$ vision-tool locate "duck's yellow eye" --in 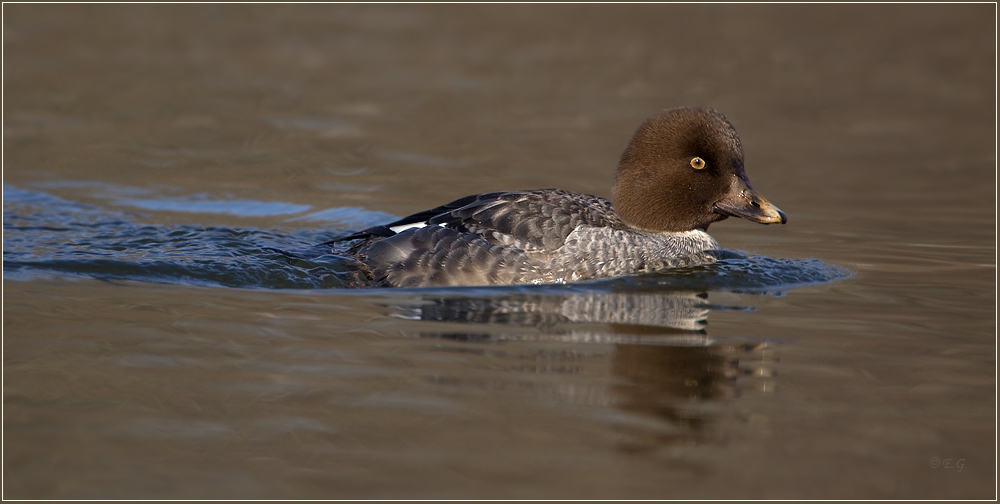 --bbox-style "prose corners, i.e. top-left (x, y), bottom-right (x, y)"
top-left (690, 157), bottom-right (706, 170)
